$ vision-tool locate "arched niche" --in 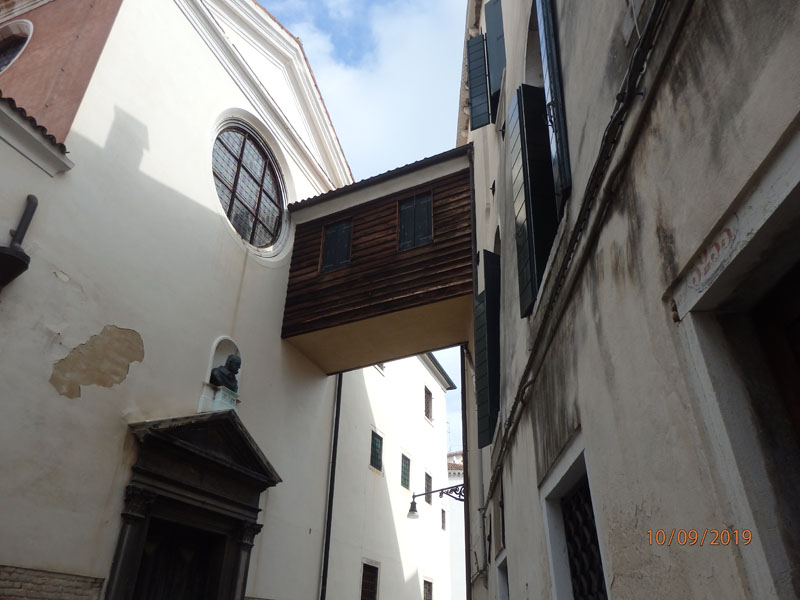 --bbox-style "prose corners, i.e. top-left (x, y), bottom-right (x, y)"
top-left (199, 337), bottom-right (242, 413)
